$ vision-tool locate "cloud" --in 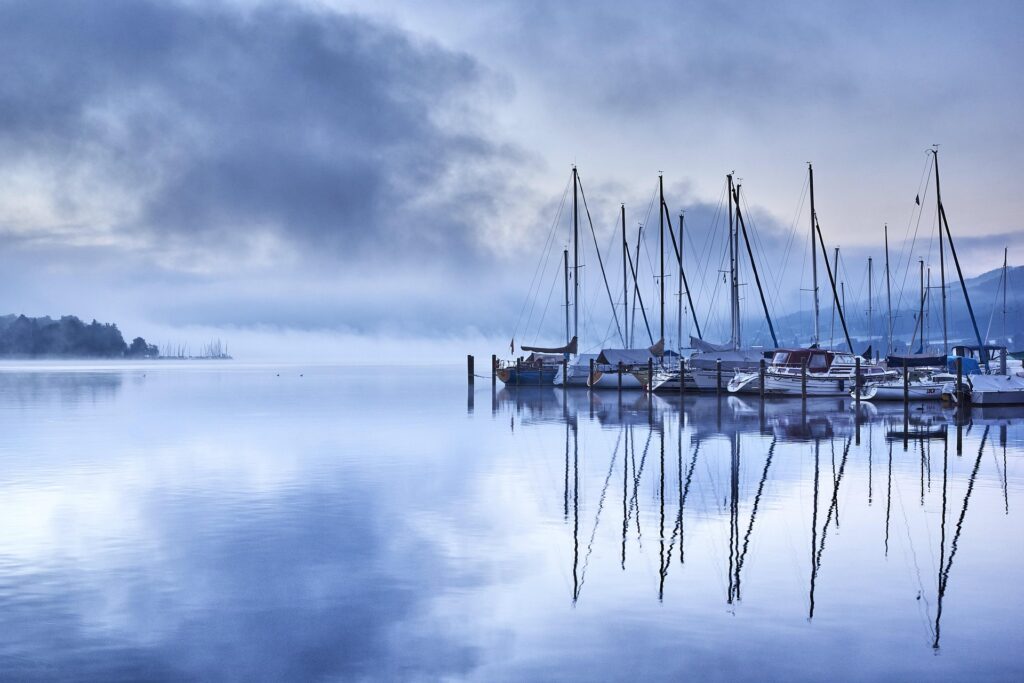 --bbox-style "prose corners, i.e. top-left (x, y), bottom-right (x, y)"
top-left (0, 0), bottom-right (518, 267)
